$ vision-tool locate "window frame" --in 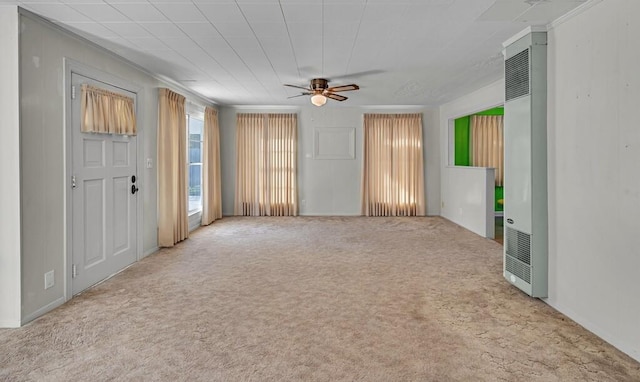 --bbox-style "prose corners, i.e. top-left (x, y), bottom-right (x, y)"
top-left (185, 105), bottom-right (205, 229)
